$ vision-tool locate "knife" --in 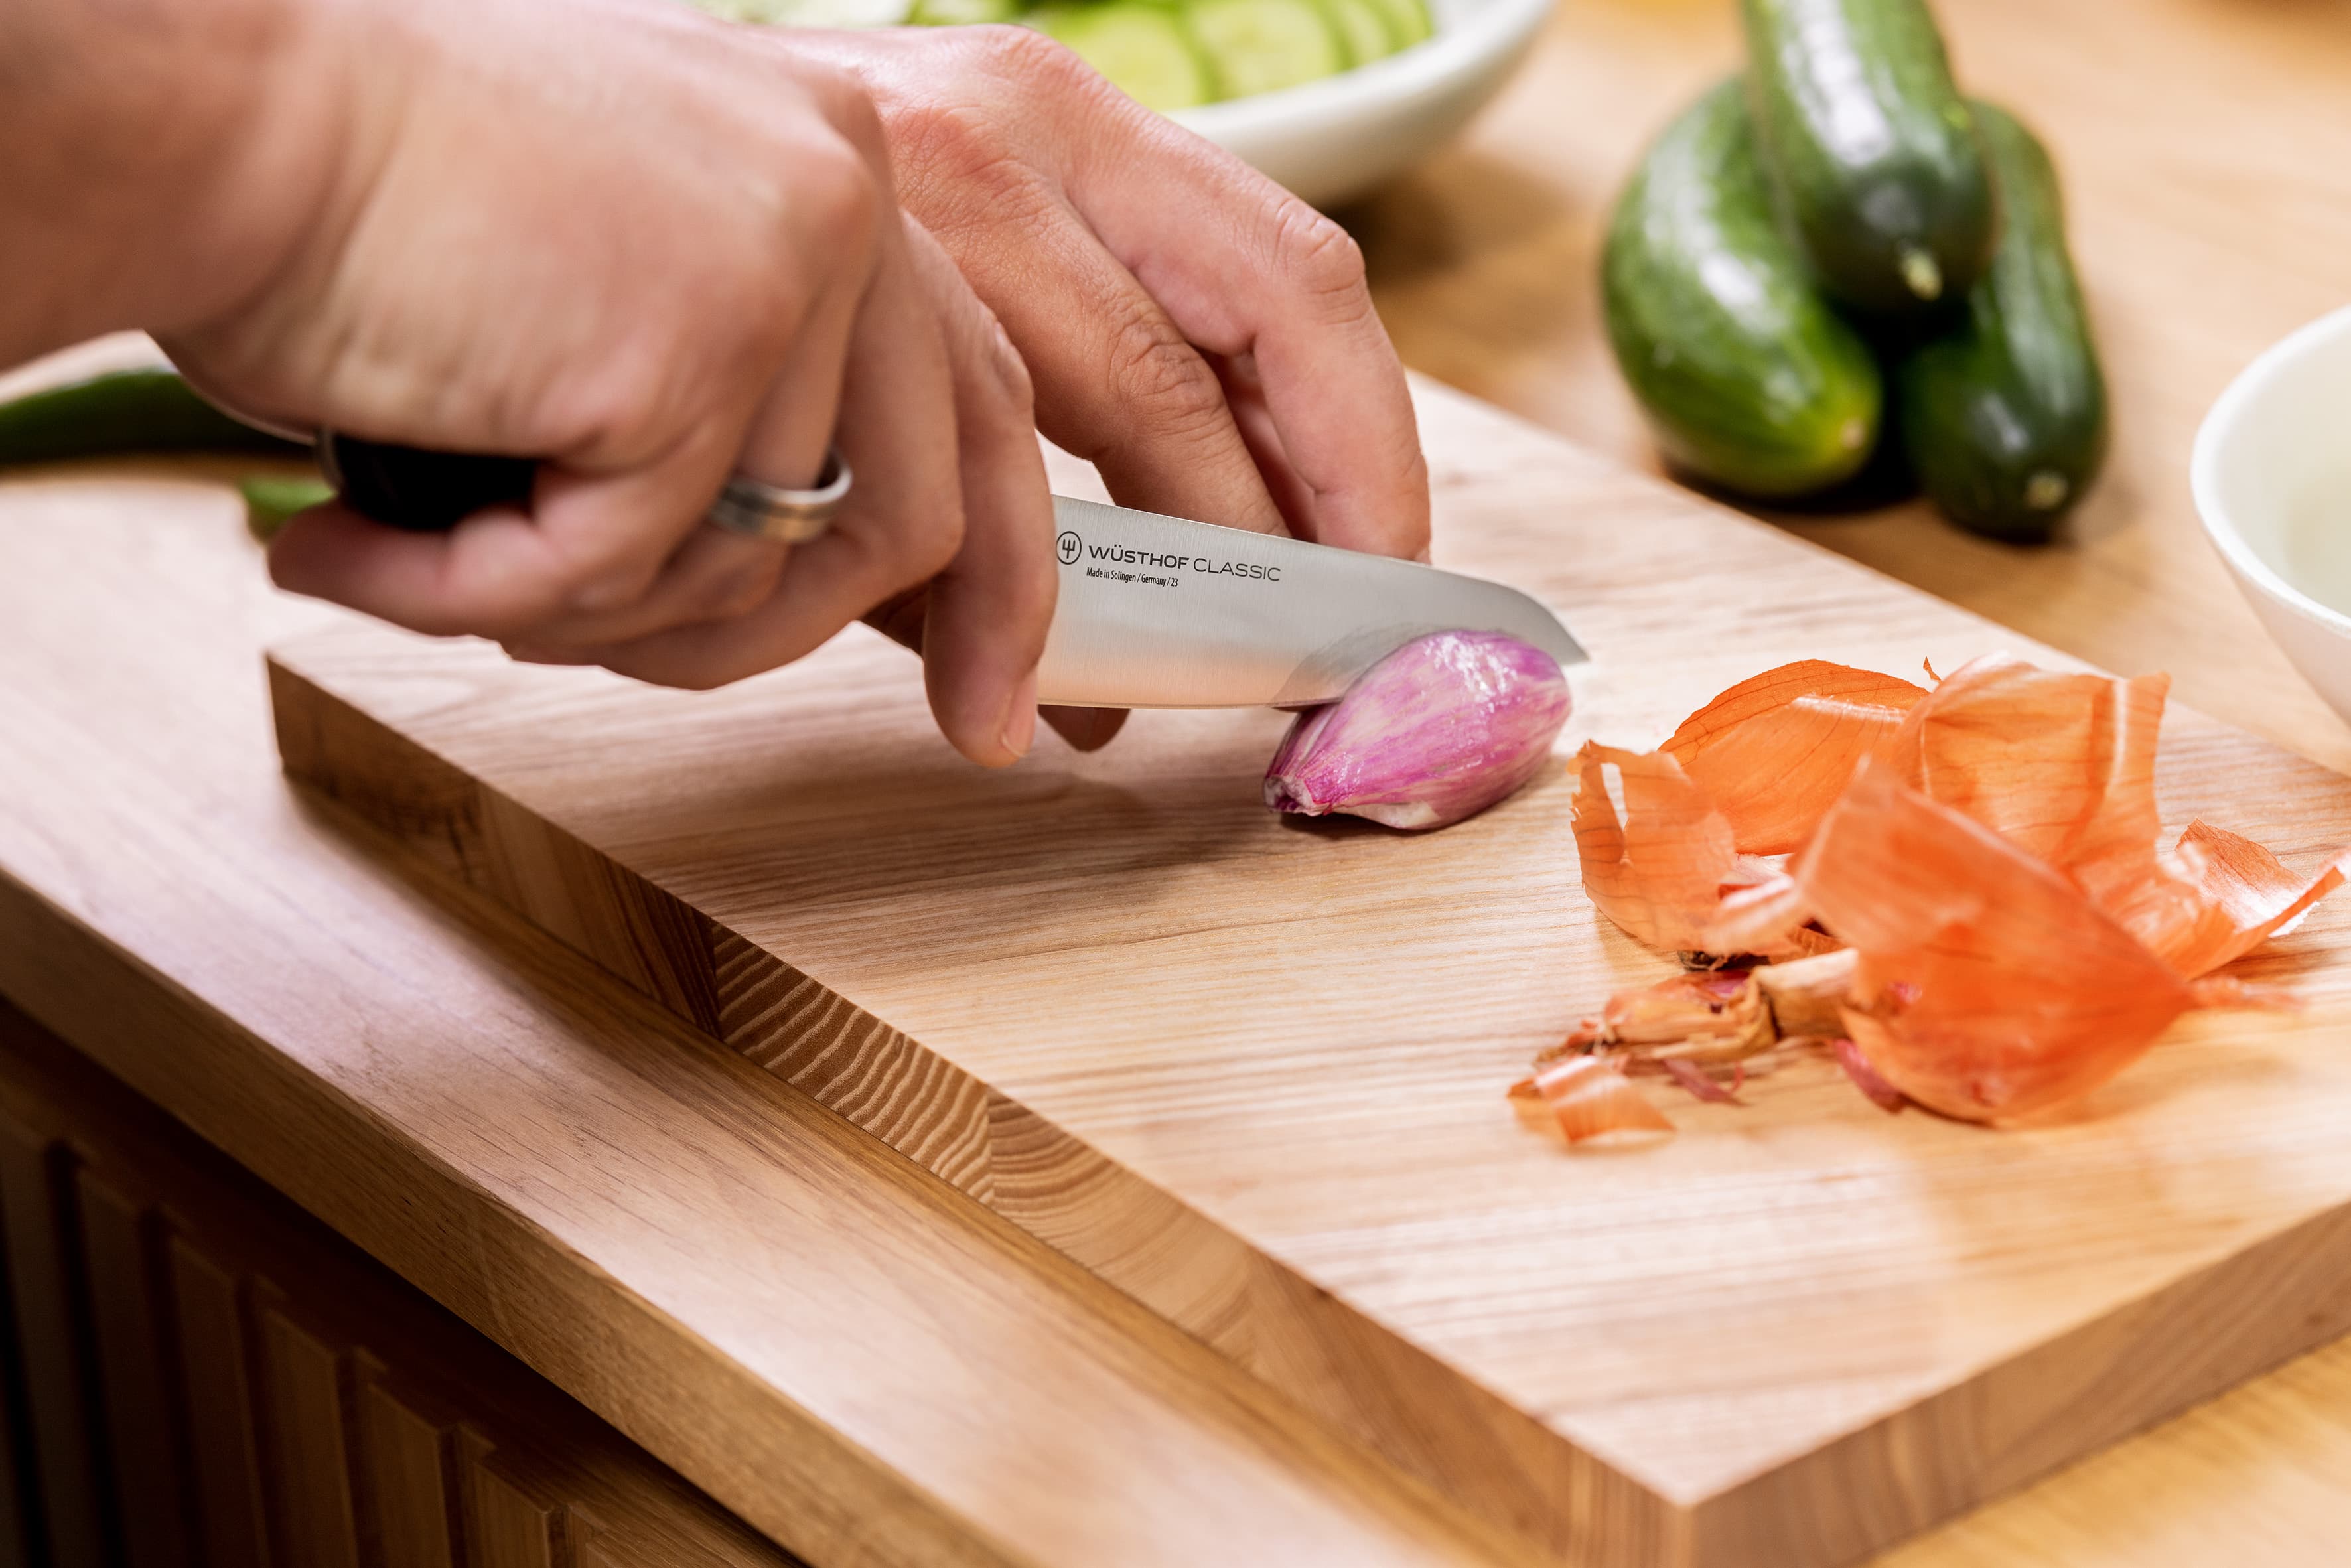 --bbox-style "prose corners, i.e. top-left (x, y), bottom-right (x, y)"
top-left (315, 433), bottom-right (1589, 709)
